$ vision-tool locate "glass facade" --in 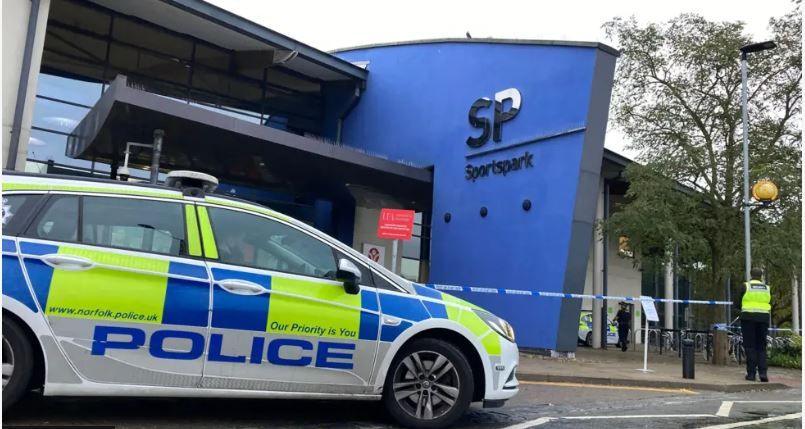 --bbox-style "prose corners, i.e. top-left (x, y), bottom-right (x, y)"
top-left (29, 0), bottom-right (330, 177)
top-left (24, 0), bottom-right (432, 283)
